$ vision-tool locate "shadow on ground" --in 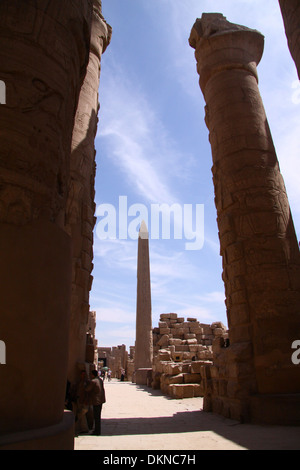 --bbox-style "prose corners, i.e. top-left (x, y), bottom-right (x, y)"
top-left (99, 383), bottom-right (300, 450)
